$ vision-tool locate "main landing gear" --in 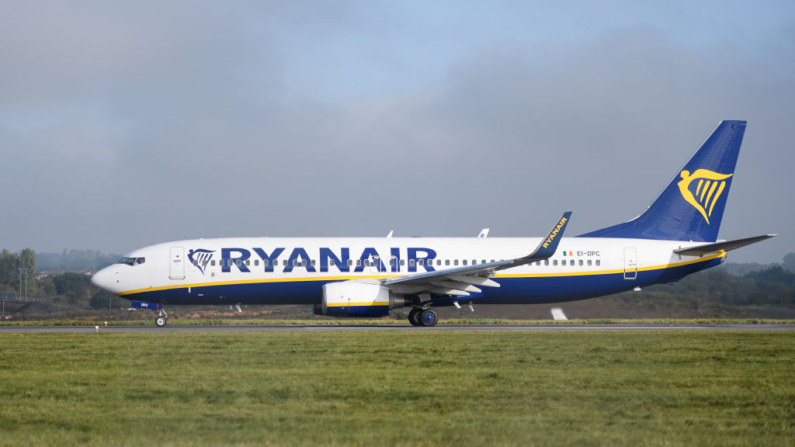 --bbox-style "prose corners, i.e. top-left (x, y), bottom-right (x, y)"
top-left (408, 308), bottom-right (438, 327)
top-left (155, 309), bottom-right (169, 327)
